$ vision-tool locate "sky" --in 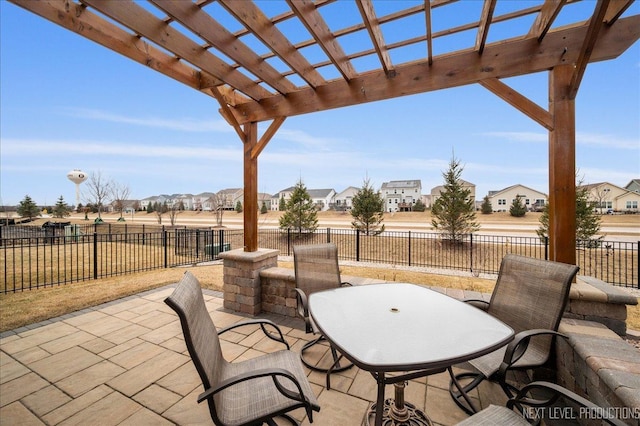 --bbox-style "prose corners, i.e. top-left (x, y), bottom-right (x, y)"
top-left (1, 1), bottom-right (639, 208)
